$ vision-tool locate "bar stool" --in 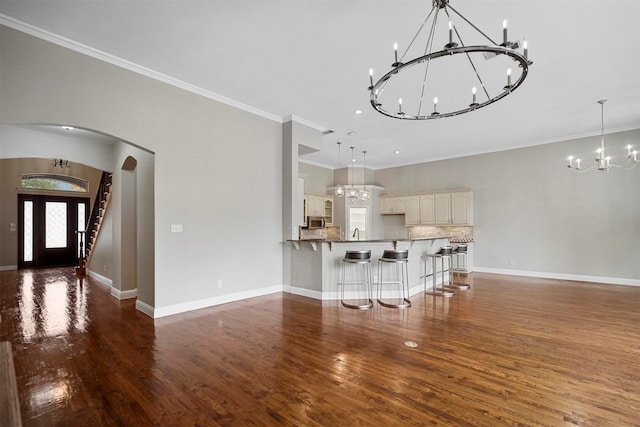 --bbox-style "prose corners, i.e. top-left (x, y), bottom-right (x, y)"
top-left (340, 250), bottom-right (373, 310)
top-left (424, 247), bottom-right (455, 297)
top-left (377, 249), bottom-right (411, 308)
top-left (451, 244), bottom-right (470, 290)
